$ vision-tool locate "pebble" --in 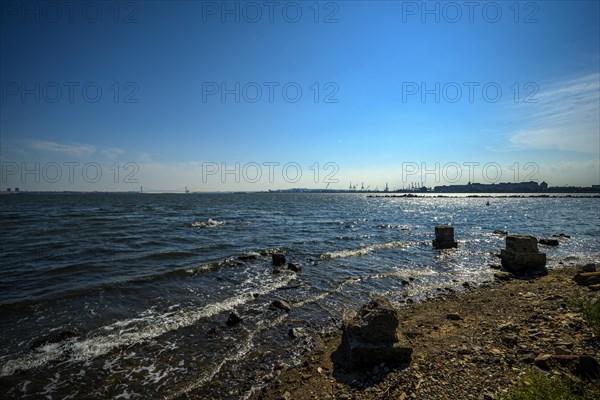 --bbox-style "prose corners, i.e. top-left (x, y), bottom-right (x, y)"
top-left (447, 313), bottom-right (462, 320)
